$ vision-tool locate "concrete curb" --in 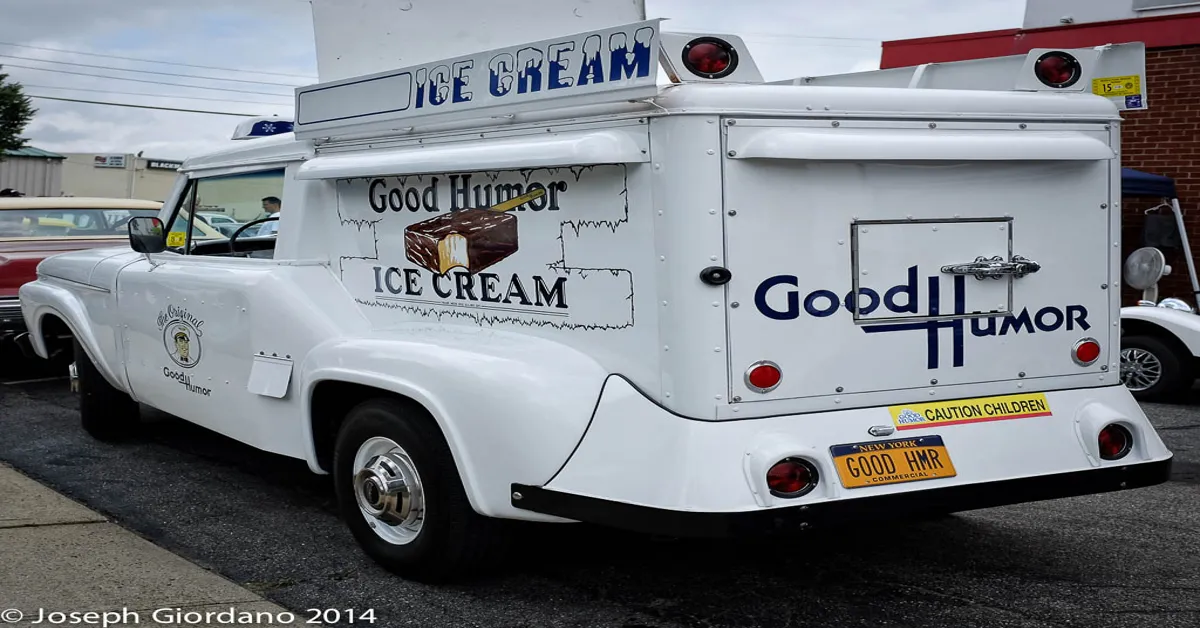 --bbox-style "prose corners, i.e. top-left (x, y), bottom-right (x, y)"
top-left (0, 463), bottom-right (315, 627)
